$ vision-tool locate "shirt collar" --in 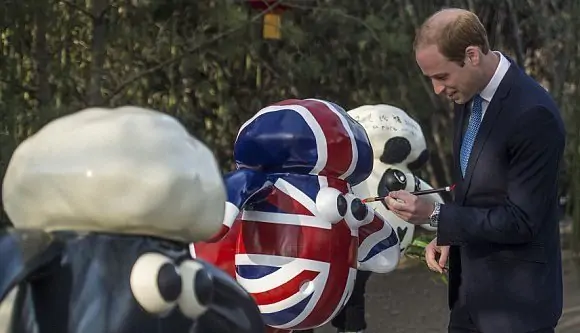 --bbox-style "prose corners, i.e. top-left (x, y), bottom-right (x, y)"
top-left (479, 51), bottom-right (511, 102)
